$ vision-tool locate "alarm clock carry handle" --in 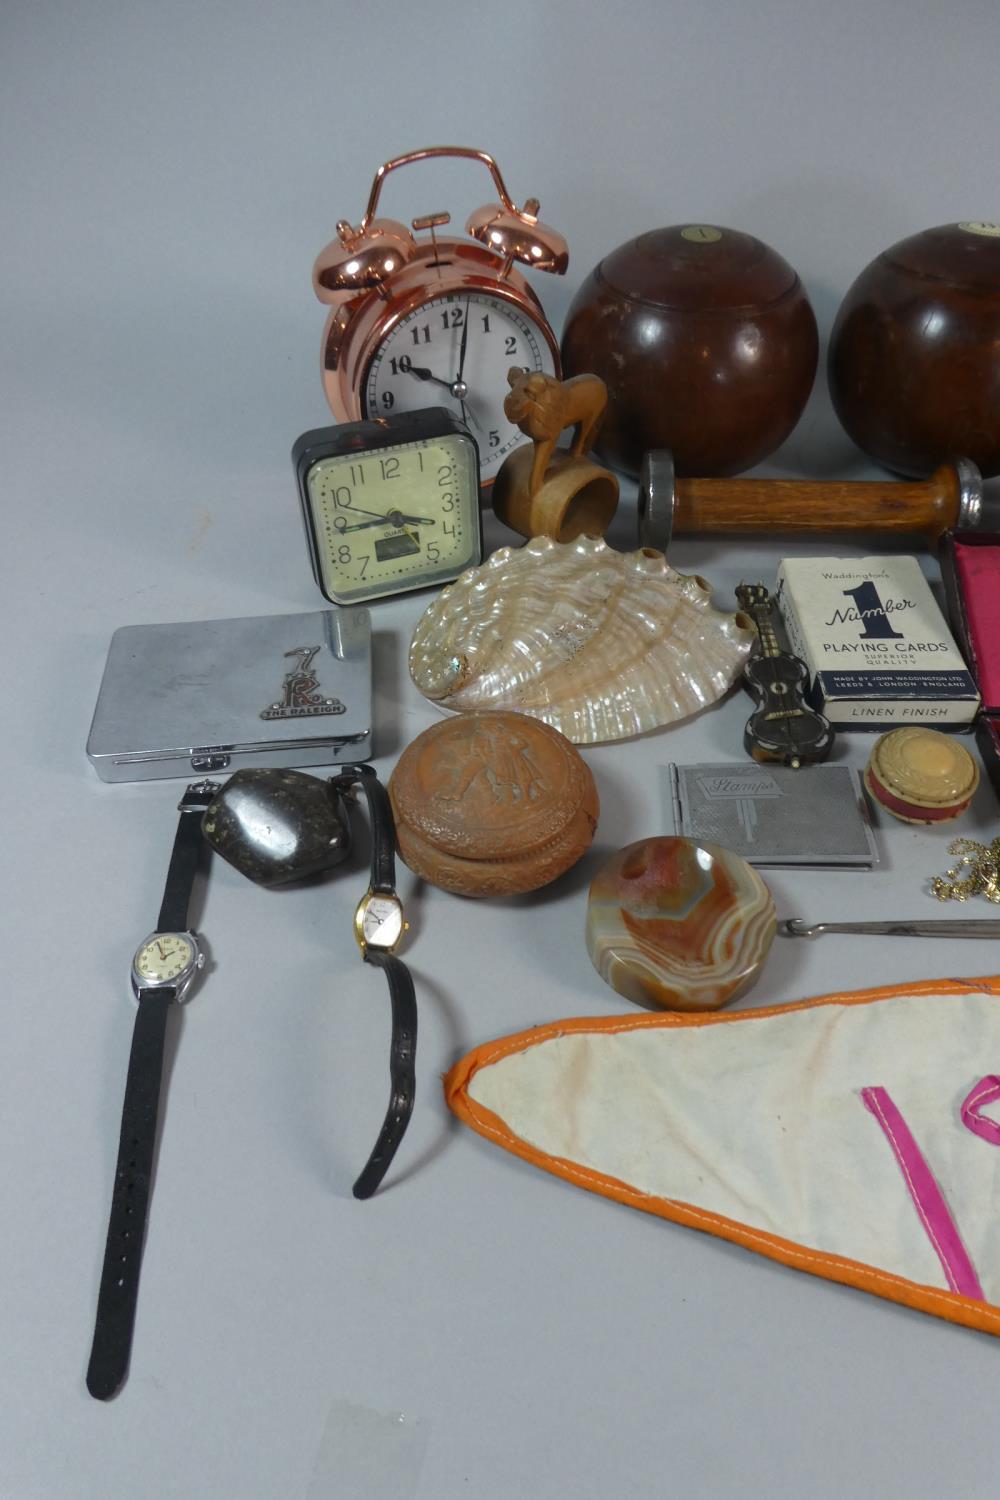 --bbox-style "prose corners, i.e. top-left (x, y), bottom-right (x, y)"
top-left (358, 146), bottom-right (568, 276)
top-left (360, 146), bottom-right (521, 229)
